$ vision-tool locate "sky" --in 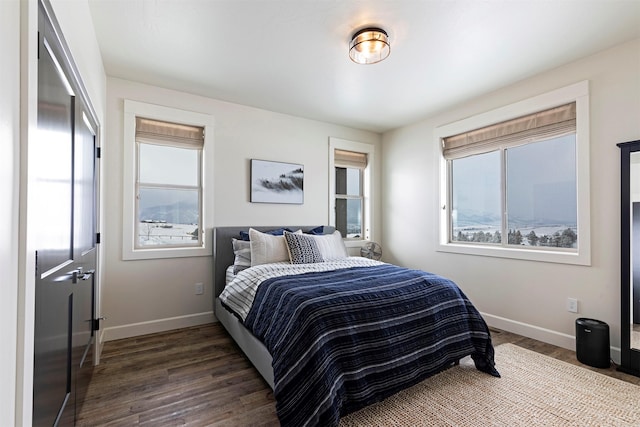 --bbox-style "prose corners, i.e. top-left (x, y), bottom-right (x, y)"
top-left (452, 134), bottom-right (577, 227)
top-left (139, 143), bottom-right (199, 186)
